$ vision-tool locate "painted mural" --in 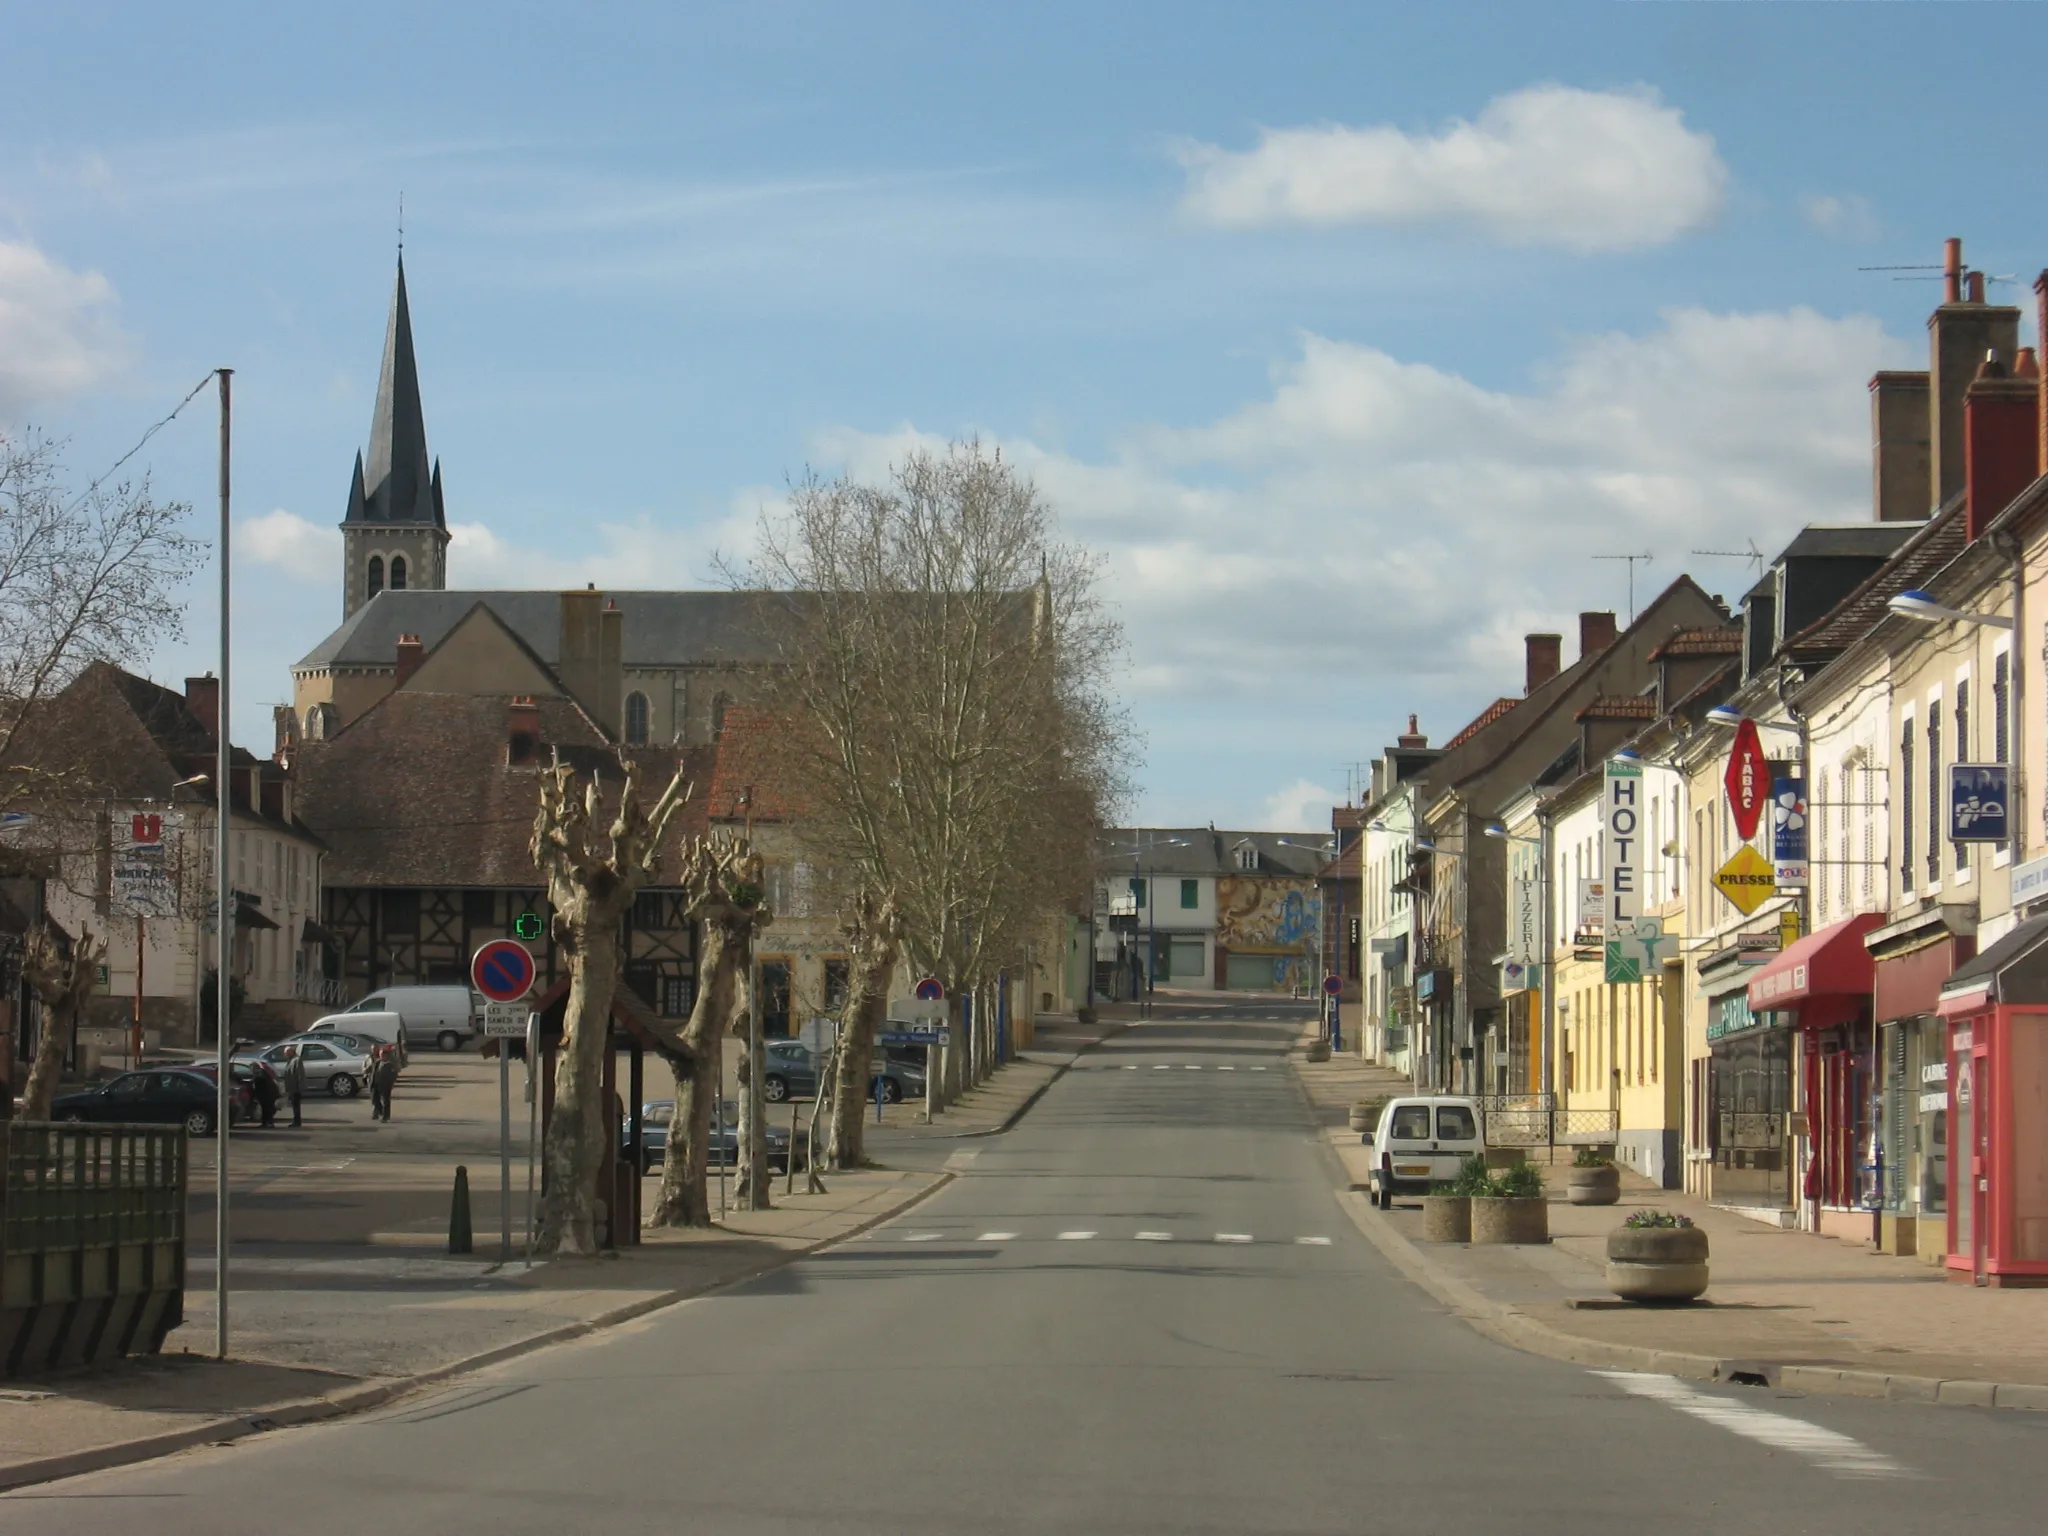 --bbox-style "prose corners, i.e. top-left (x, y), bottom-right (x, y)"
top-left (1215, 876), bottom-right (1322, 990)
